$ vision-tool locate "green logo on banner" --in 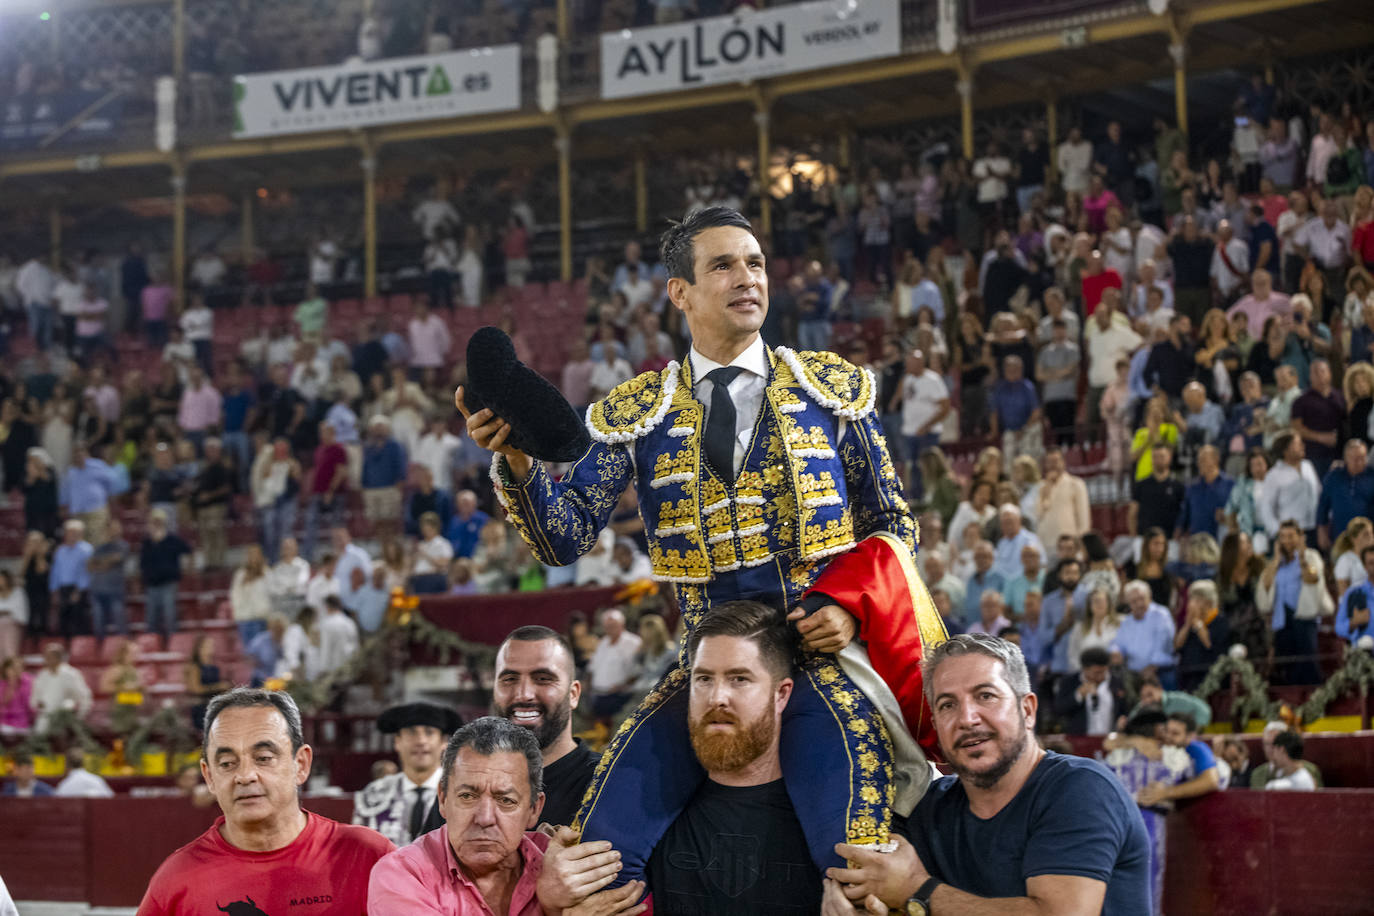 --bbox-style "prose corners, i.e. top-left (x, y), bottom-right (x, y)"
top-left (426, 66), bottom-right (452, 96)
top-left (233, 81), bottom-right (245, 135)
